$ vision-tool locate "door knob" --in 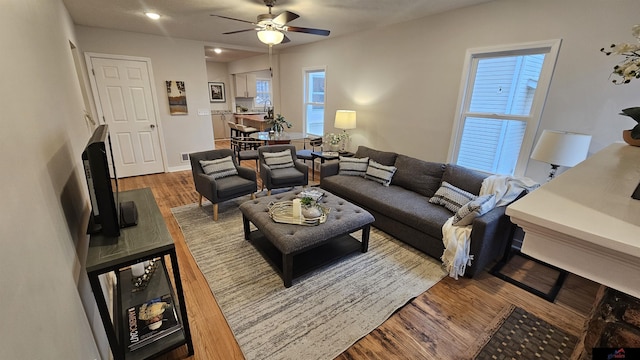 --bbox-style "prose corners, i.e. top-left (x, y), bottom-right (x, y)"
top-left (150, 124), bottom-right (156, 129)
